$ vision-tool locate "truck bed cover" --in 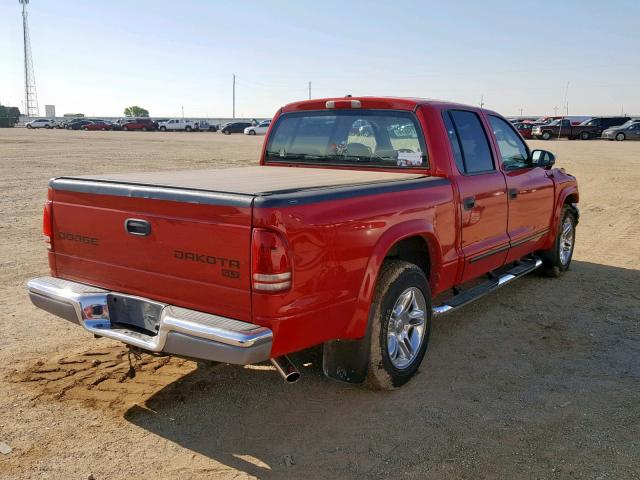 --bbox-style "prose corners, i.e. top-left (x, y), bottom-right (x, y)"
top-left (52, 166), bottom-right (425, 196)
